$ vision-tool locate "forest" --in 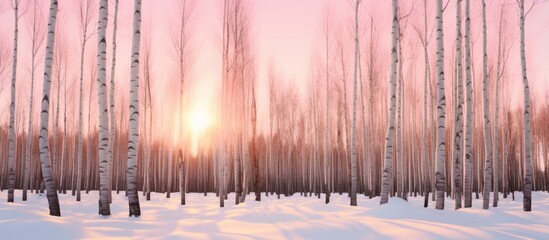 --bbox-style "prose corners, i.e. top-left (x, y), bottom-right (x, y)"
top-left (0, 1), bottom-right (548, 236)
